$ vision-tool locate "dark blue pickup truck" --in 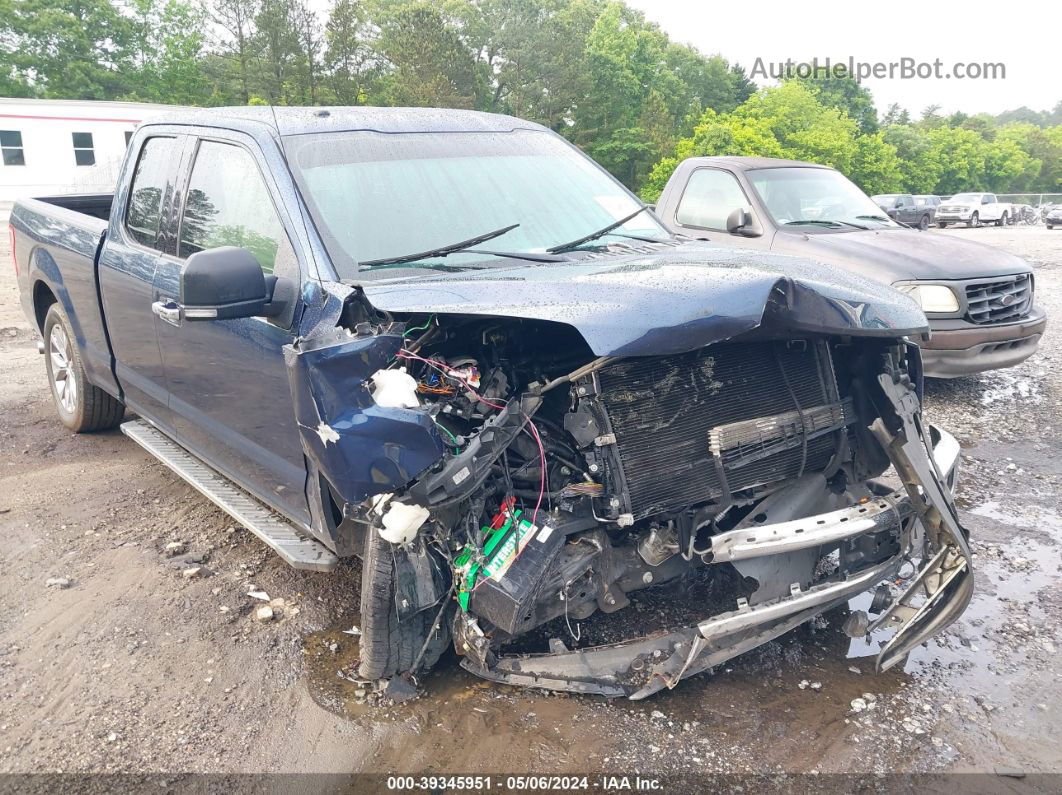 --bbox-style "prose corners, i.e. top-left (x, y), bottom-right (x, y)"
top-left (11, 107), bottom-right (973, 698)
